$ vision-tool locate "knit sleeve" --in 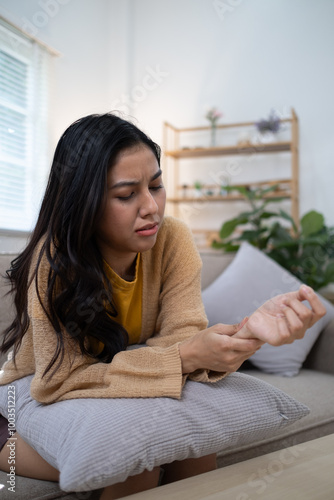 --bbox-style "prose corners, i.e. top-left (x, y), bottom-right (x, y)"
top-left (30, 321), bottom-right (185, 403)
top-left (26, 262), bottom-right (185, 402)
